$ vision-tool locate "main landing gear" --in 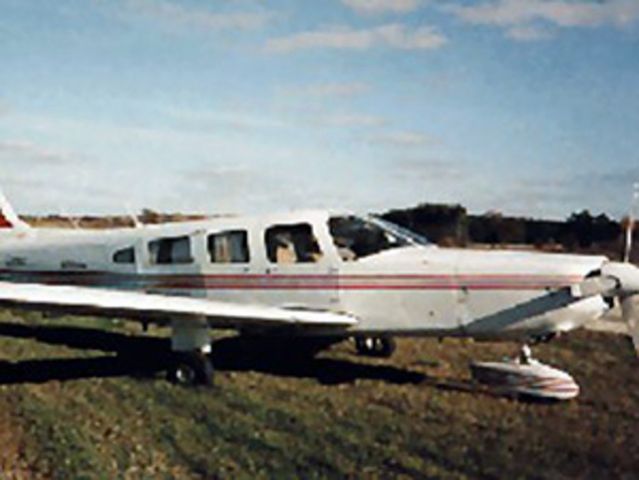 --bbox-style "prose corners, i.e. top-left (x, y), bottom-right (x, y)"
top-left (166, 320), bottom-right (214, 387)
top-left (354, 336), bottom-right (397, 358)
top-left (166, 351), bottom-right (214, 387)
